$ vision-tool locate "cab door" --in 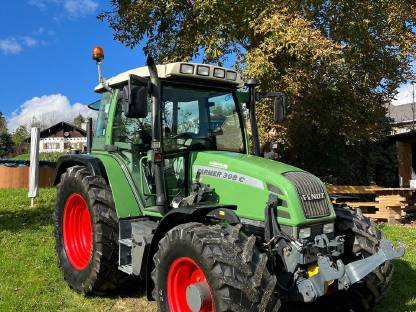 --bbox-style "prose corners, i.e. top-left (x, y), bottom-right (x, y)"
top-left (109, 90), bottom-right (156, 208)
